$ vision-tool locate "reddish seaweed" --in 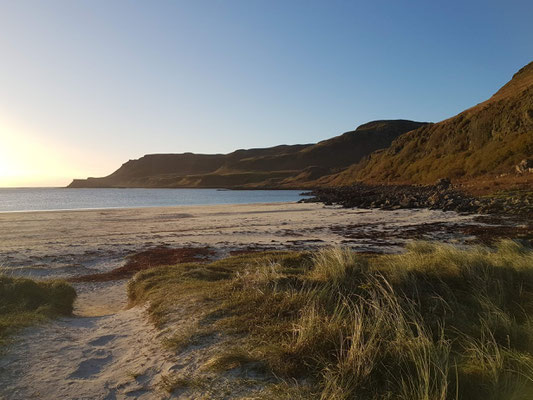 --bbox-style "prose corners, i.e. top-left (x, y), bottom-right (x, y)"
top-left (71, 246), bottom-right (213, 282)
